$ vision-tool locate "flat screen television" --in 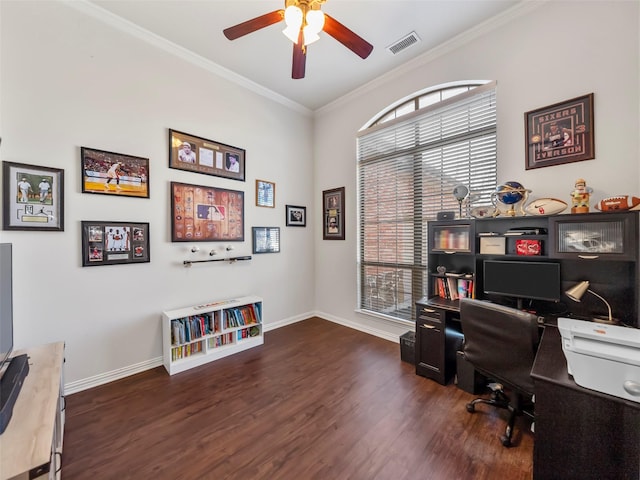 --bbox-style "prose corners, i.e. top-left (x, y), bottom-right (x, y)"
top-left (0, 243), bottom-right (13, 372)
top-left (483, 259), bottom-right (561, 307)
